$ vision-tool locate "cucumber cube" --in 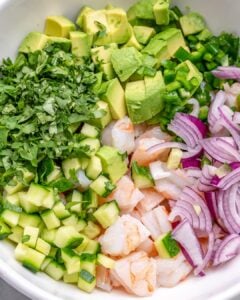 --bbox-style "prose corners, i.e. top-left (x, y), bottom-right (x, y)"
top-left (23, 226), bottom-right (39, 248)
top-left (8, 226), bottom-right (23, 243)
top-left (93, 200), bottom-right (119, 229)
top-left (82, 221), bottom-right (101, 239)
top-left (45, 261), bottom-right (65, 281)
top-left (0, 221), bottom-right (11, 240)
top-left (86, 156), bottom-right (102, 180)
top-left (41, 210), bottom-right (60, 230)
top-left (90, 175), bottom-right (116, 197)
top-left (1, 210), bottom-right (20, 227)
top-left (35, 238), bottom-right (51, 256)
top-left (54, 226), bottom-right (85, 248)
